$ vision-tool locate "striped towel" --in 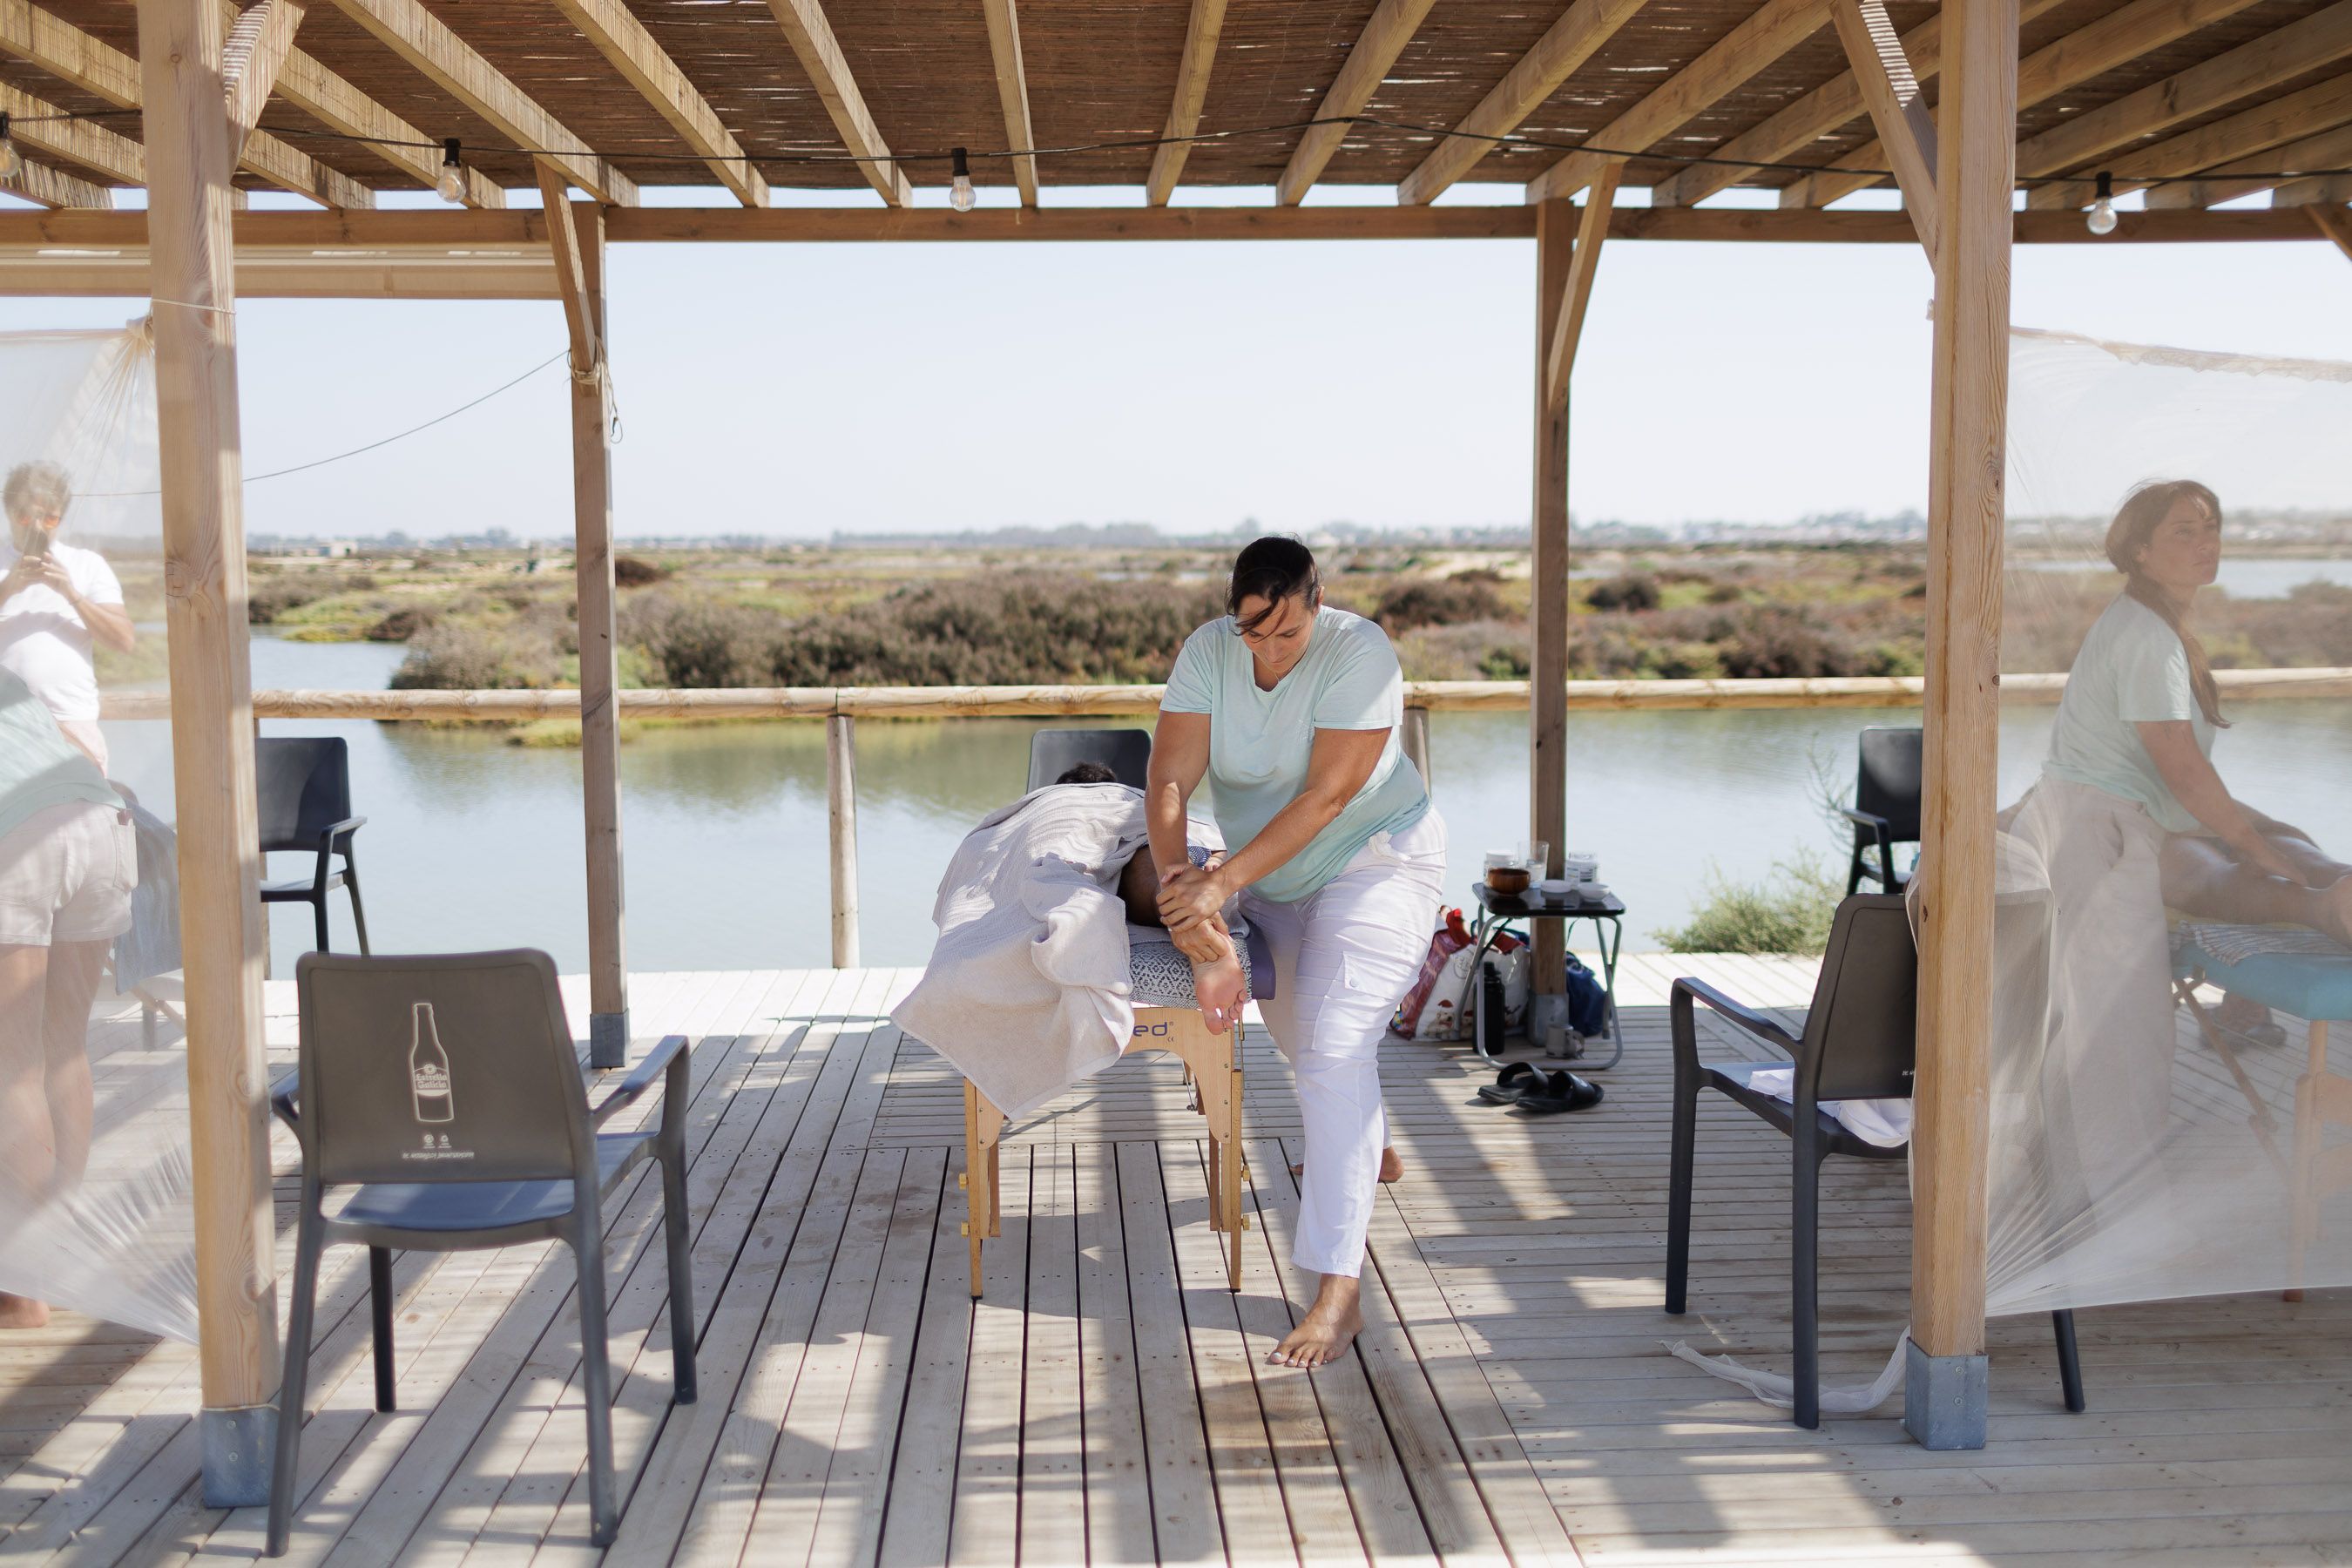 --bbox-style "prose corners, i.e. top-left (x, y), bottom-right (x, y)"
top-left (2173, 922), bottom-right (2352, 968)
